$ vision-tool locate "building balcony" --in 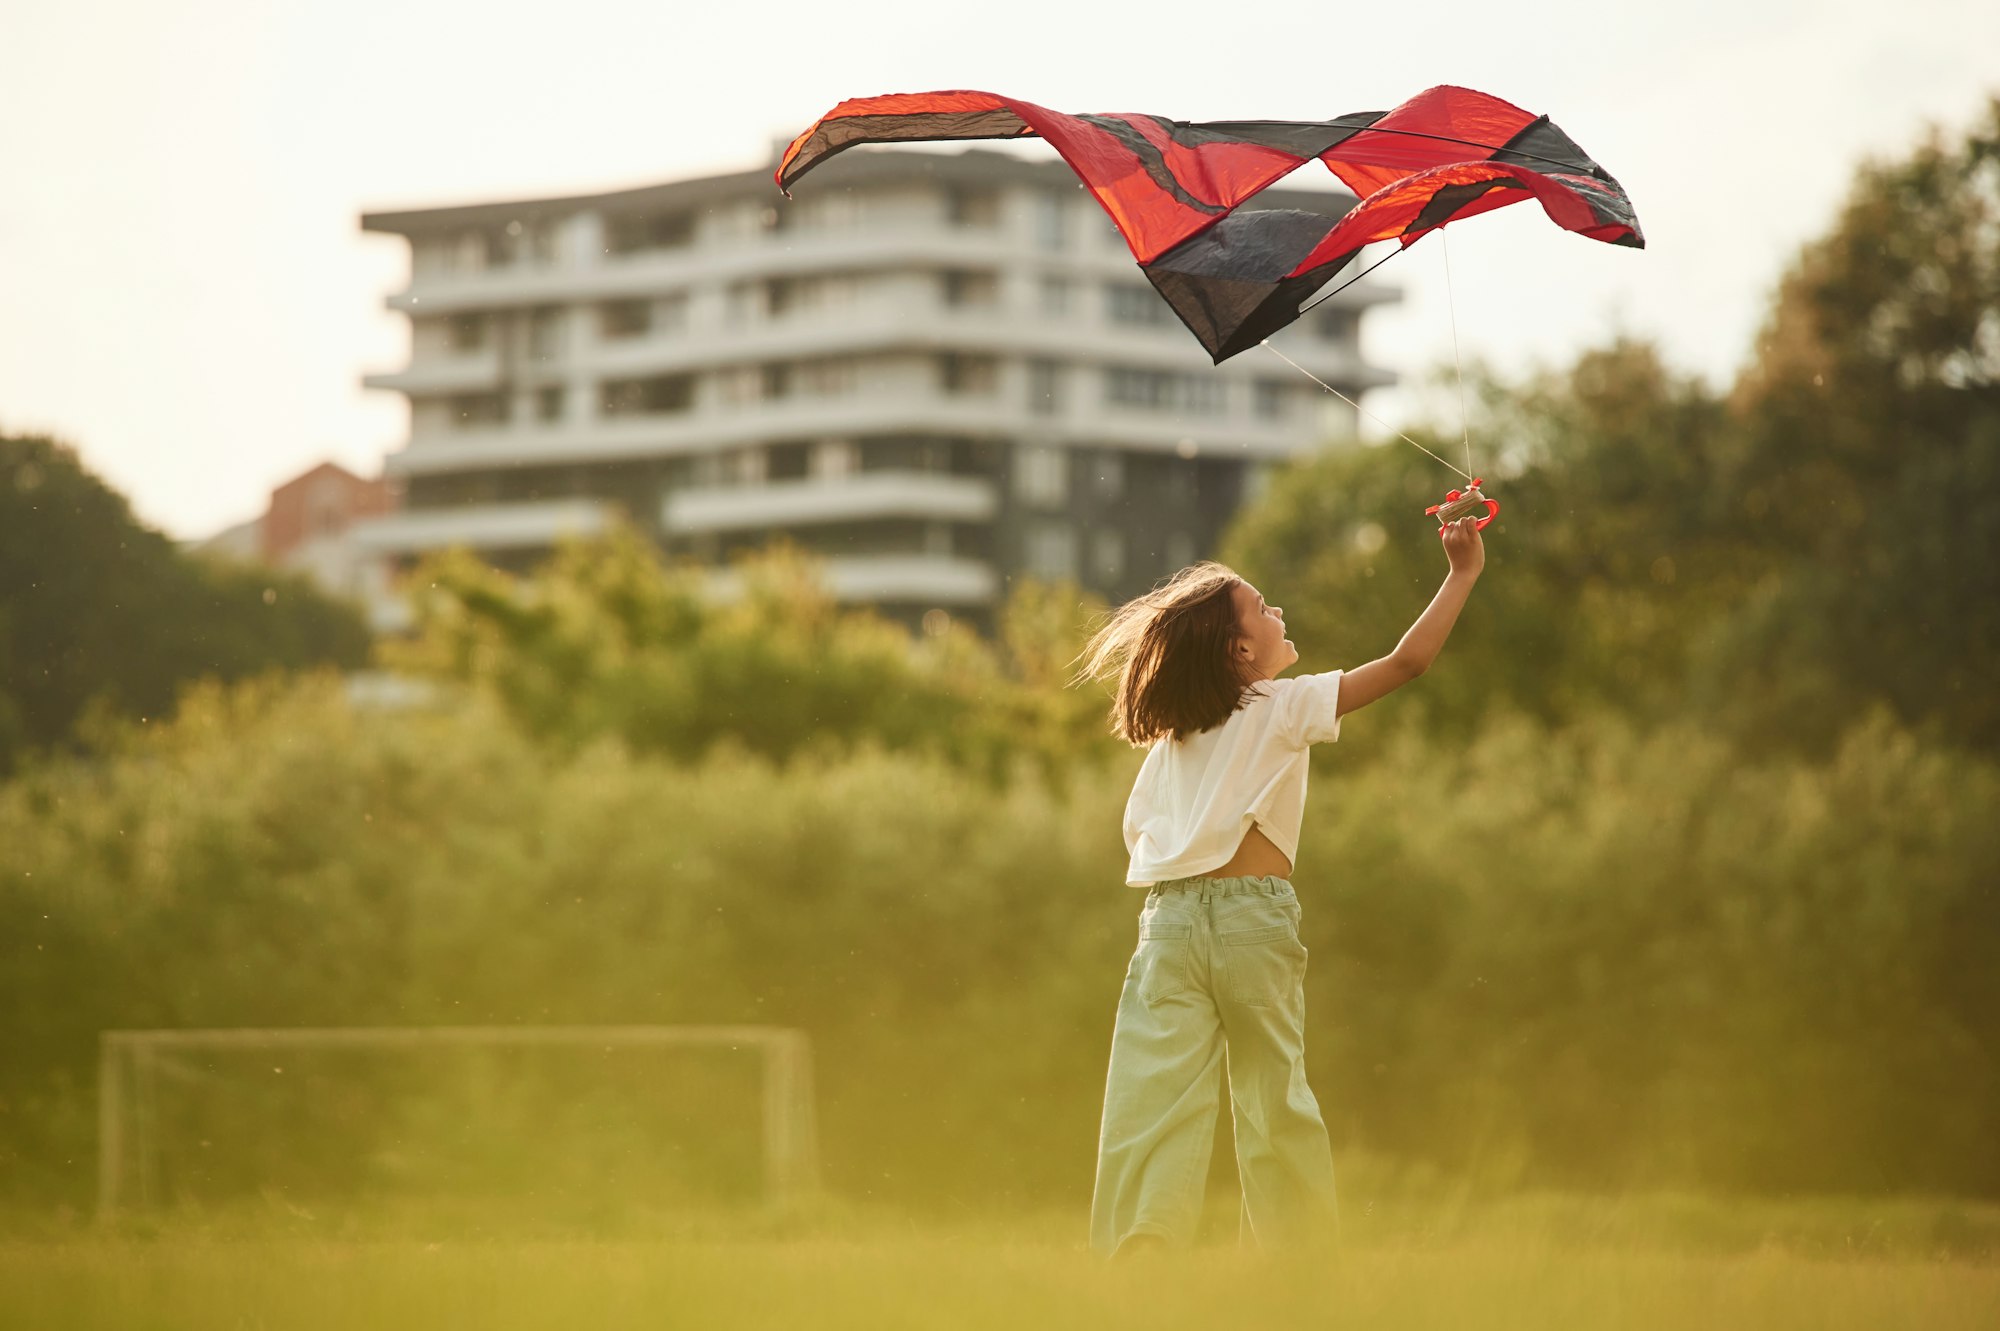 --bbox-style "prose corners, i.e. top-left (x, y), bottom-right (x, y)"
top-left (362, 353), bottom-right (506, 395)
top-left (382, 232), bottom-right (1041, 315)
top-left (663, 472), bottom-right (996, 535)
top-left (380, 229), bottom-right (1399, 318)
top-left (382, 394), bottom-right (1349, 478)
top-left (704, 553), bottom-right (999, 607)
top-left (544, 304), bottom-right (1386, 384)
top-left (347, 498), bottom-right (615, 554)
top-left (365, 305), bottom-right (1385, 394)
